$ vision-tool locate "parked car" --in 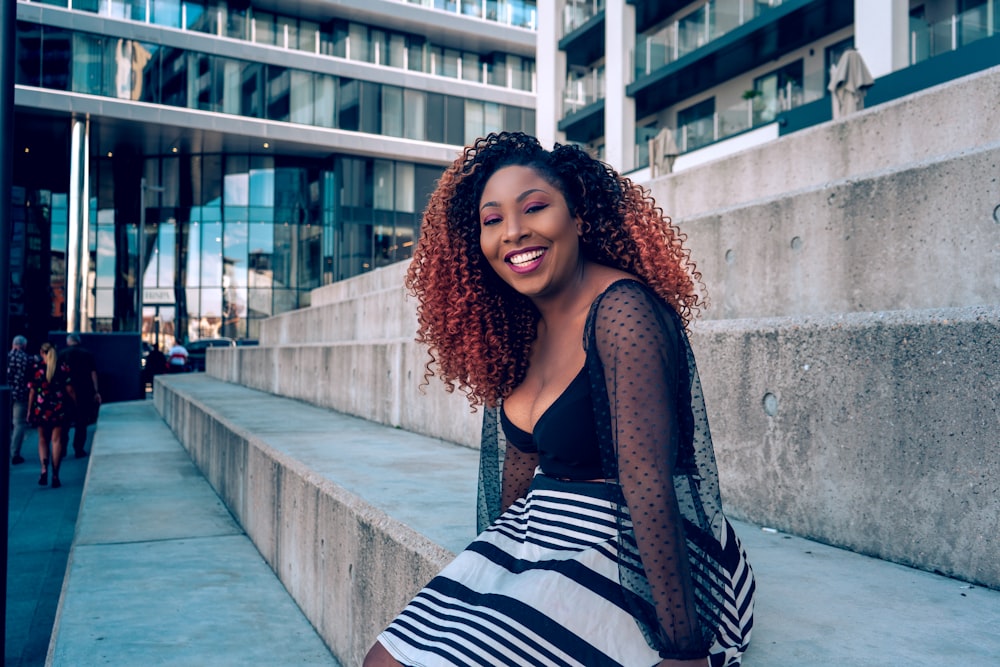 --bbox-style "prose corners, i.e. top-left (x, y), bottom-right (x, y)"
top-left (186, 337), bottom-right (236, 372)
